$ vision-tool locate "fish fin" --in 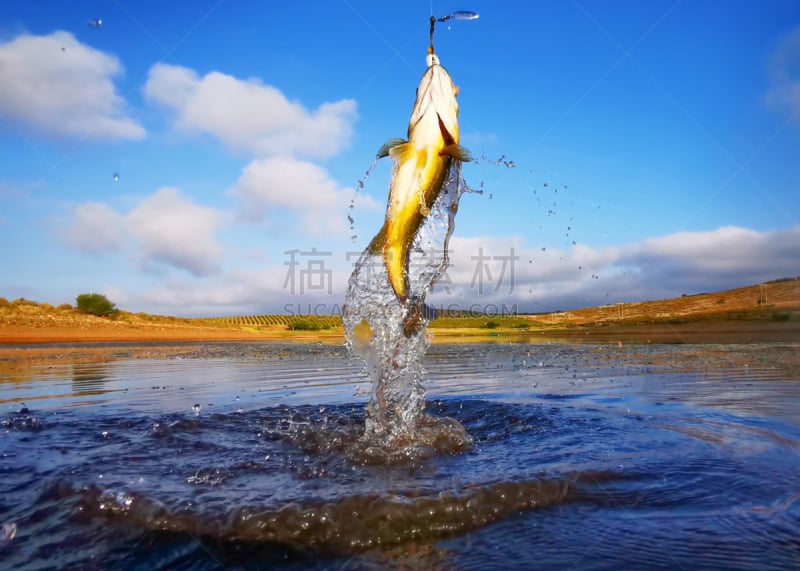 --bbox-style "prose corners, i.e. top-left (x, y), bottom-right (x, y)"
top-left (440, 144), bottom-right (473, 162)
top-left (387, 142), bottom-right (416, 165)
top-left (377, 138), bottom-right (408, 159)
